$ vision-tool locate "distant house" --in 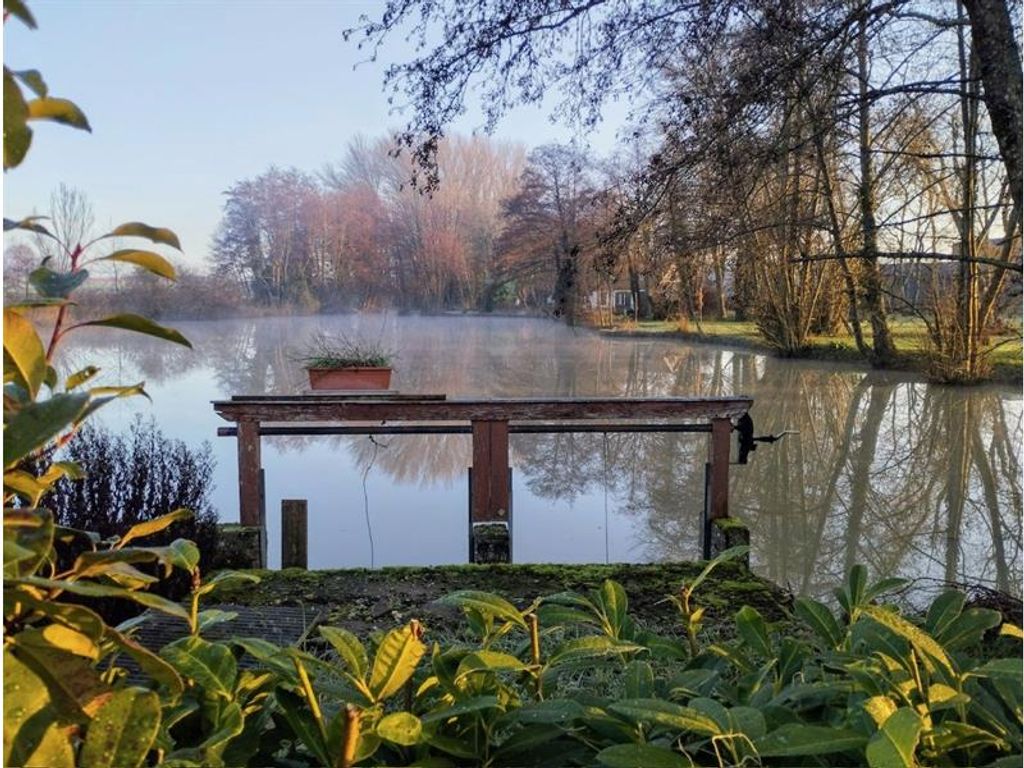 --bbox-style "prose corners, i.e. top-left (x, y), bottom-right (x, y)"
top-left (588, 286), bottom-right (647, 313)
